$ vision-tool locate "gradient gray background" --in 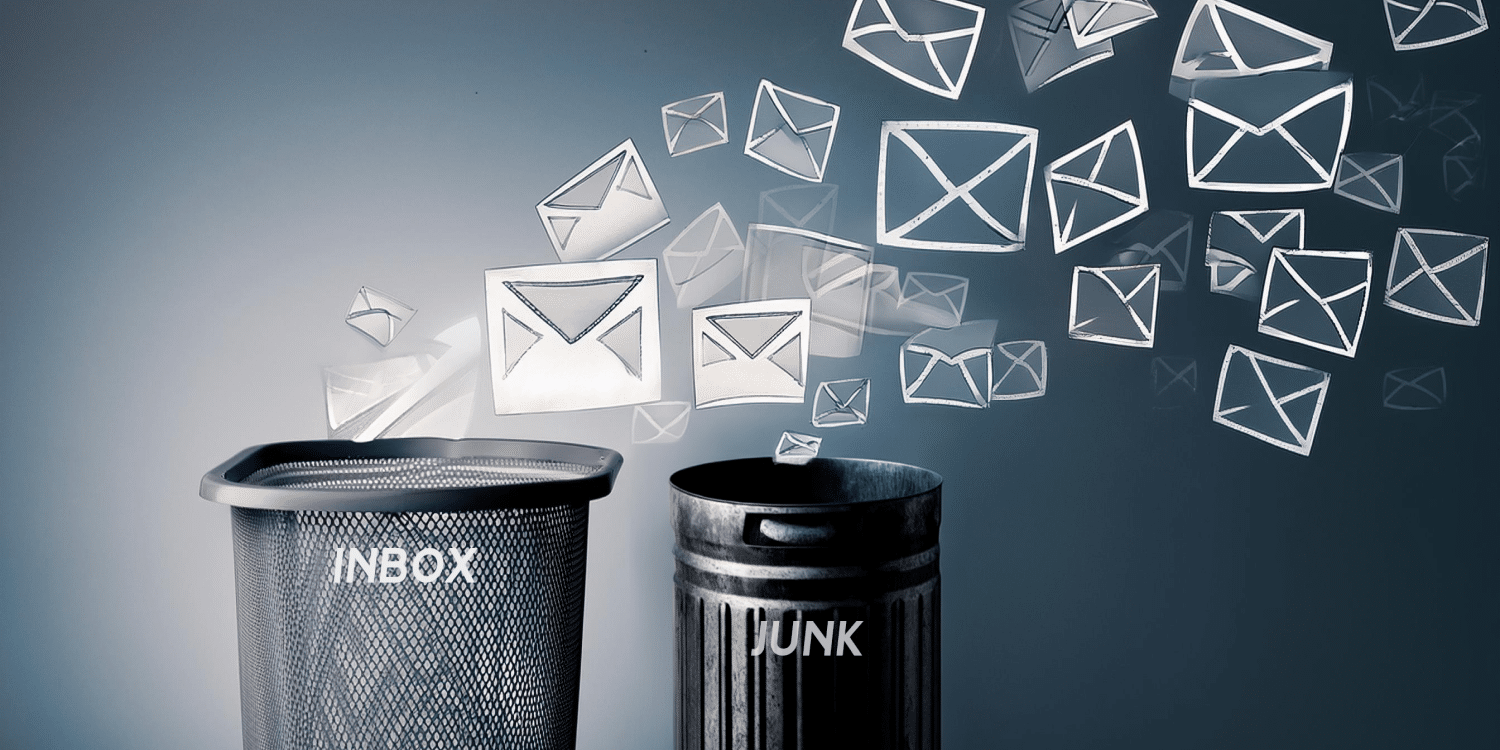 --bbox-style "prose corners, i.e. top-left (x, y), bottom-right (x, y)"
top-left (1, 1), bottom-right (1495, 748)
